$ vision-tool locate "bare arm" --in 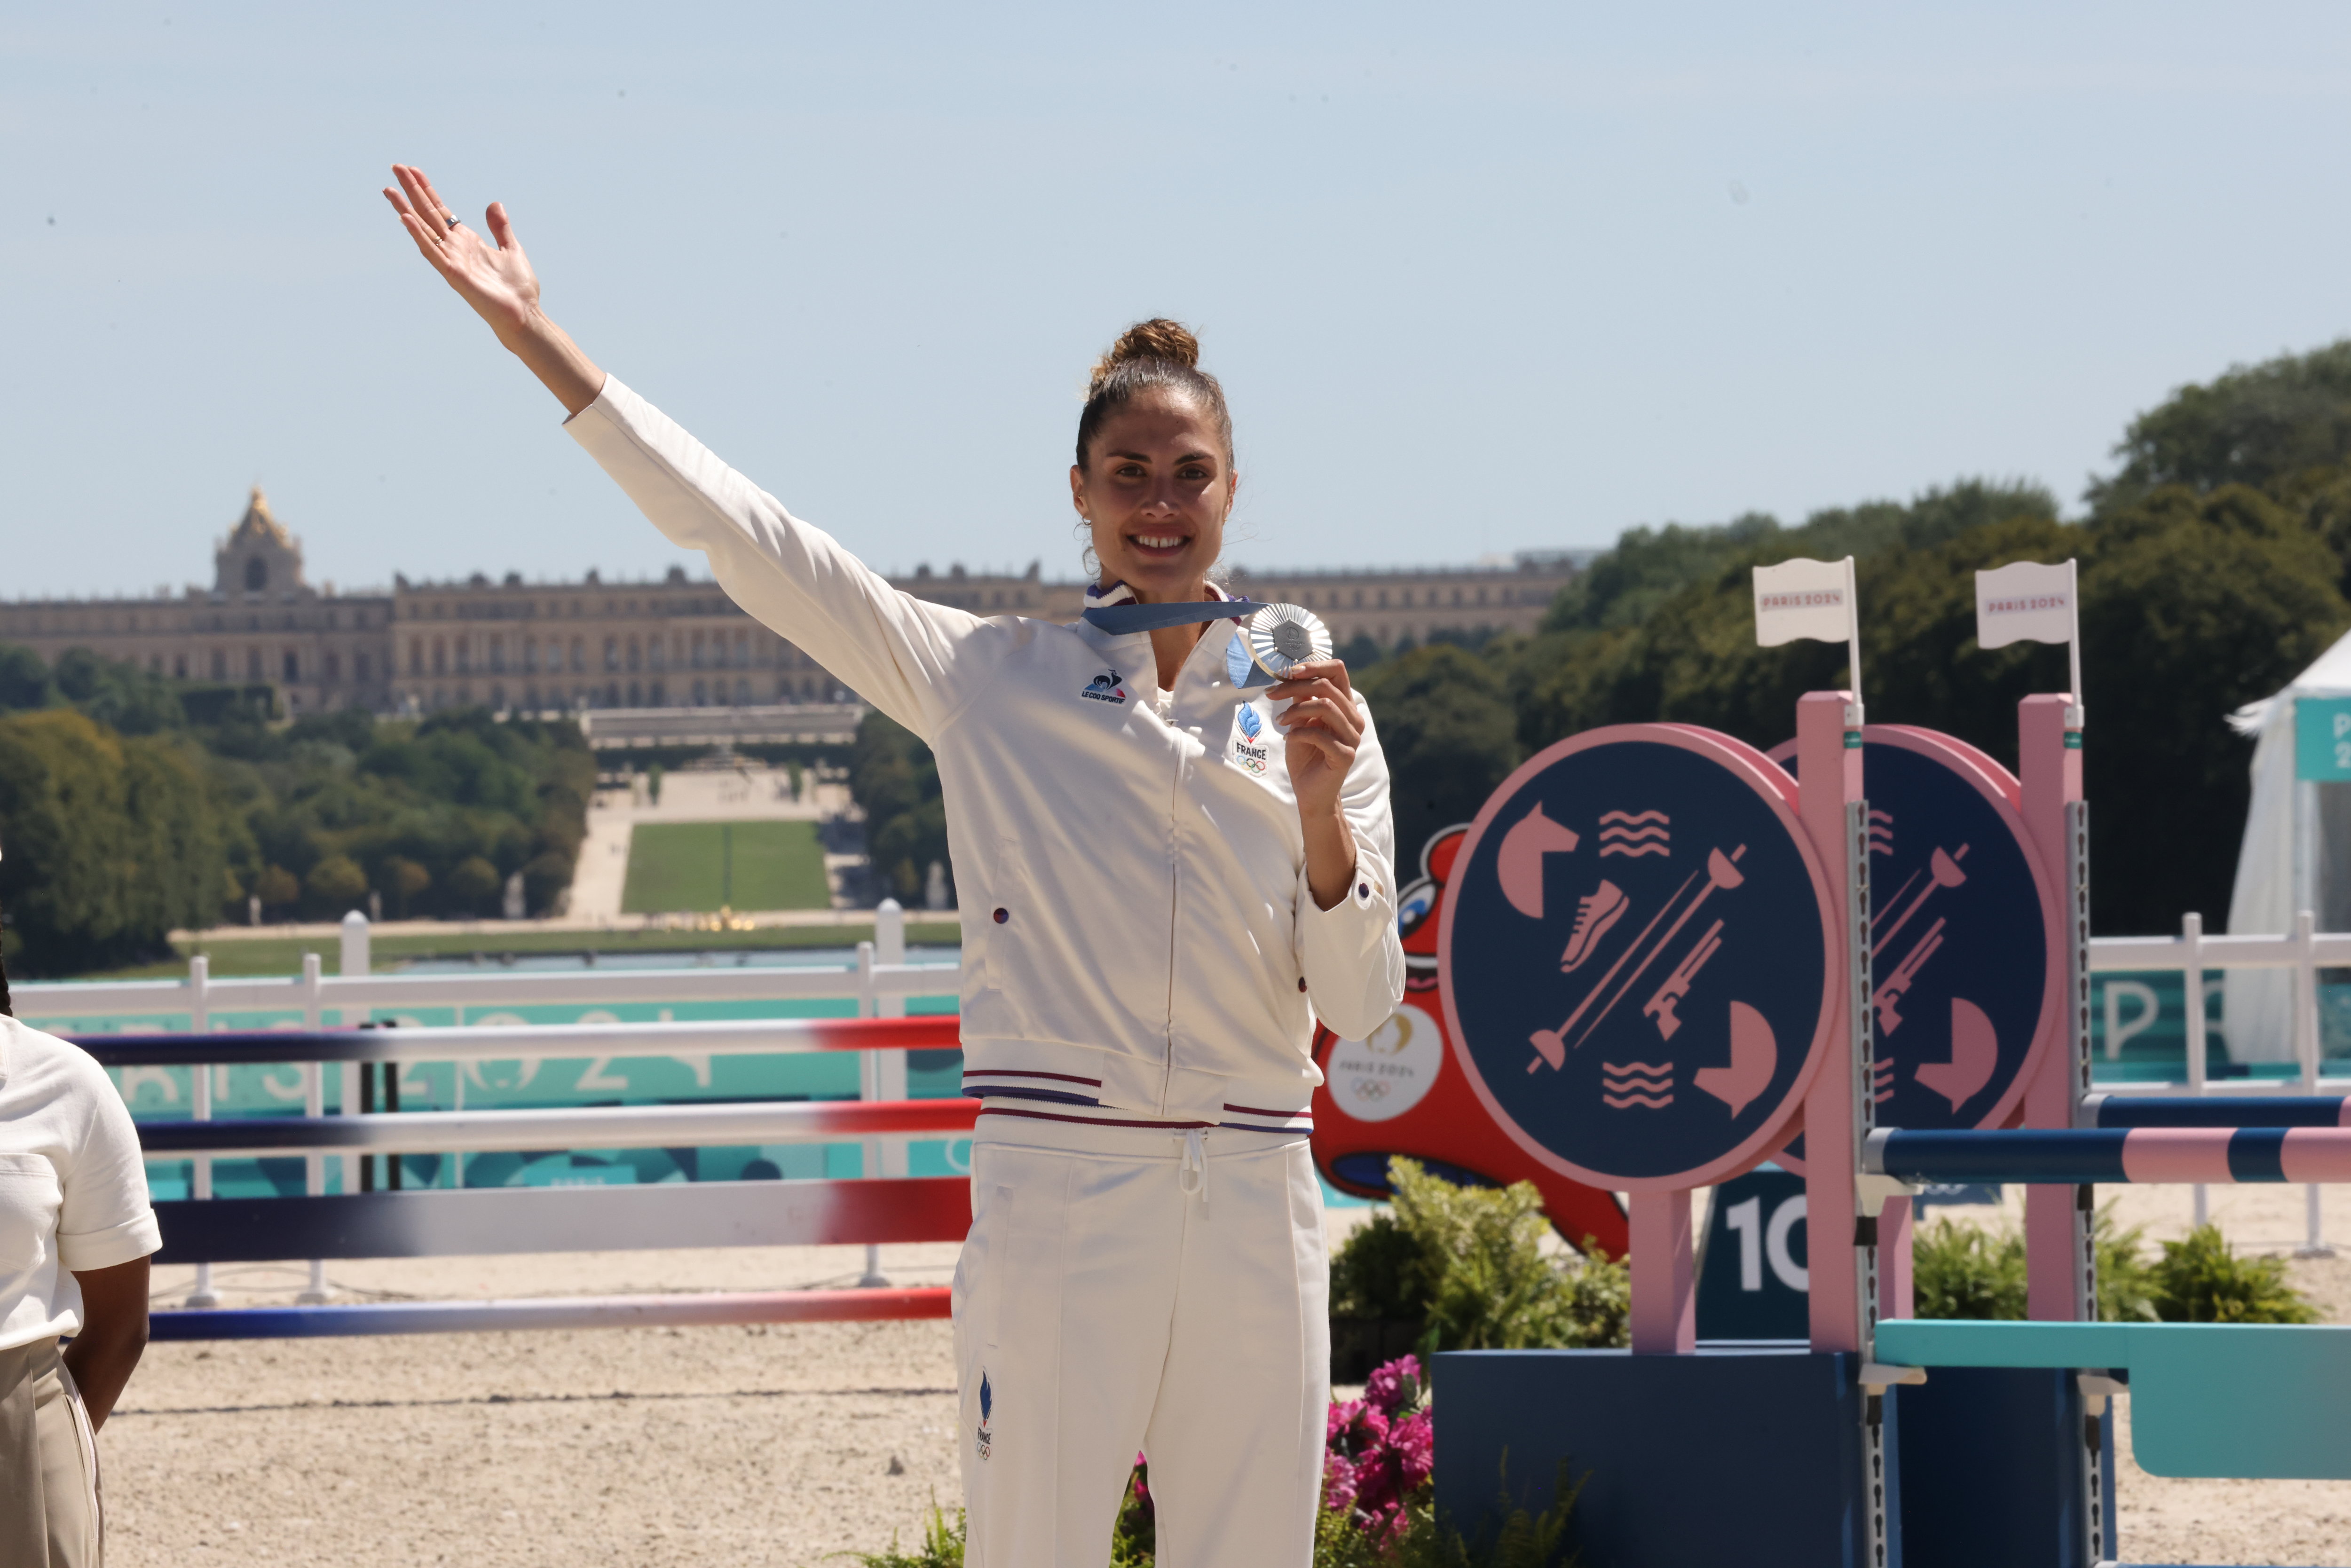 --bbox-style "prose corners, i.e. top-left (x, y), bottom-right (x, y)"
top-left (382, 165), bottom-right (605, 417)
top-left (63, 1257), bottom-right (149, 1430)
